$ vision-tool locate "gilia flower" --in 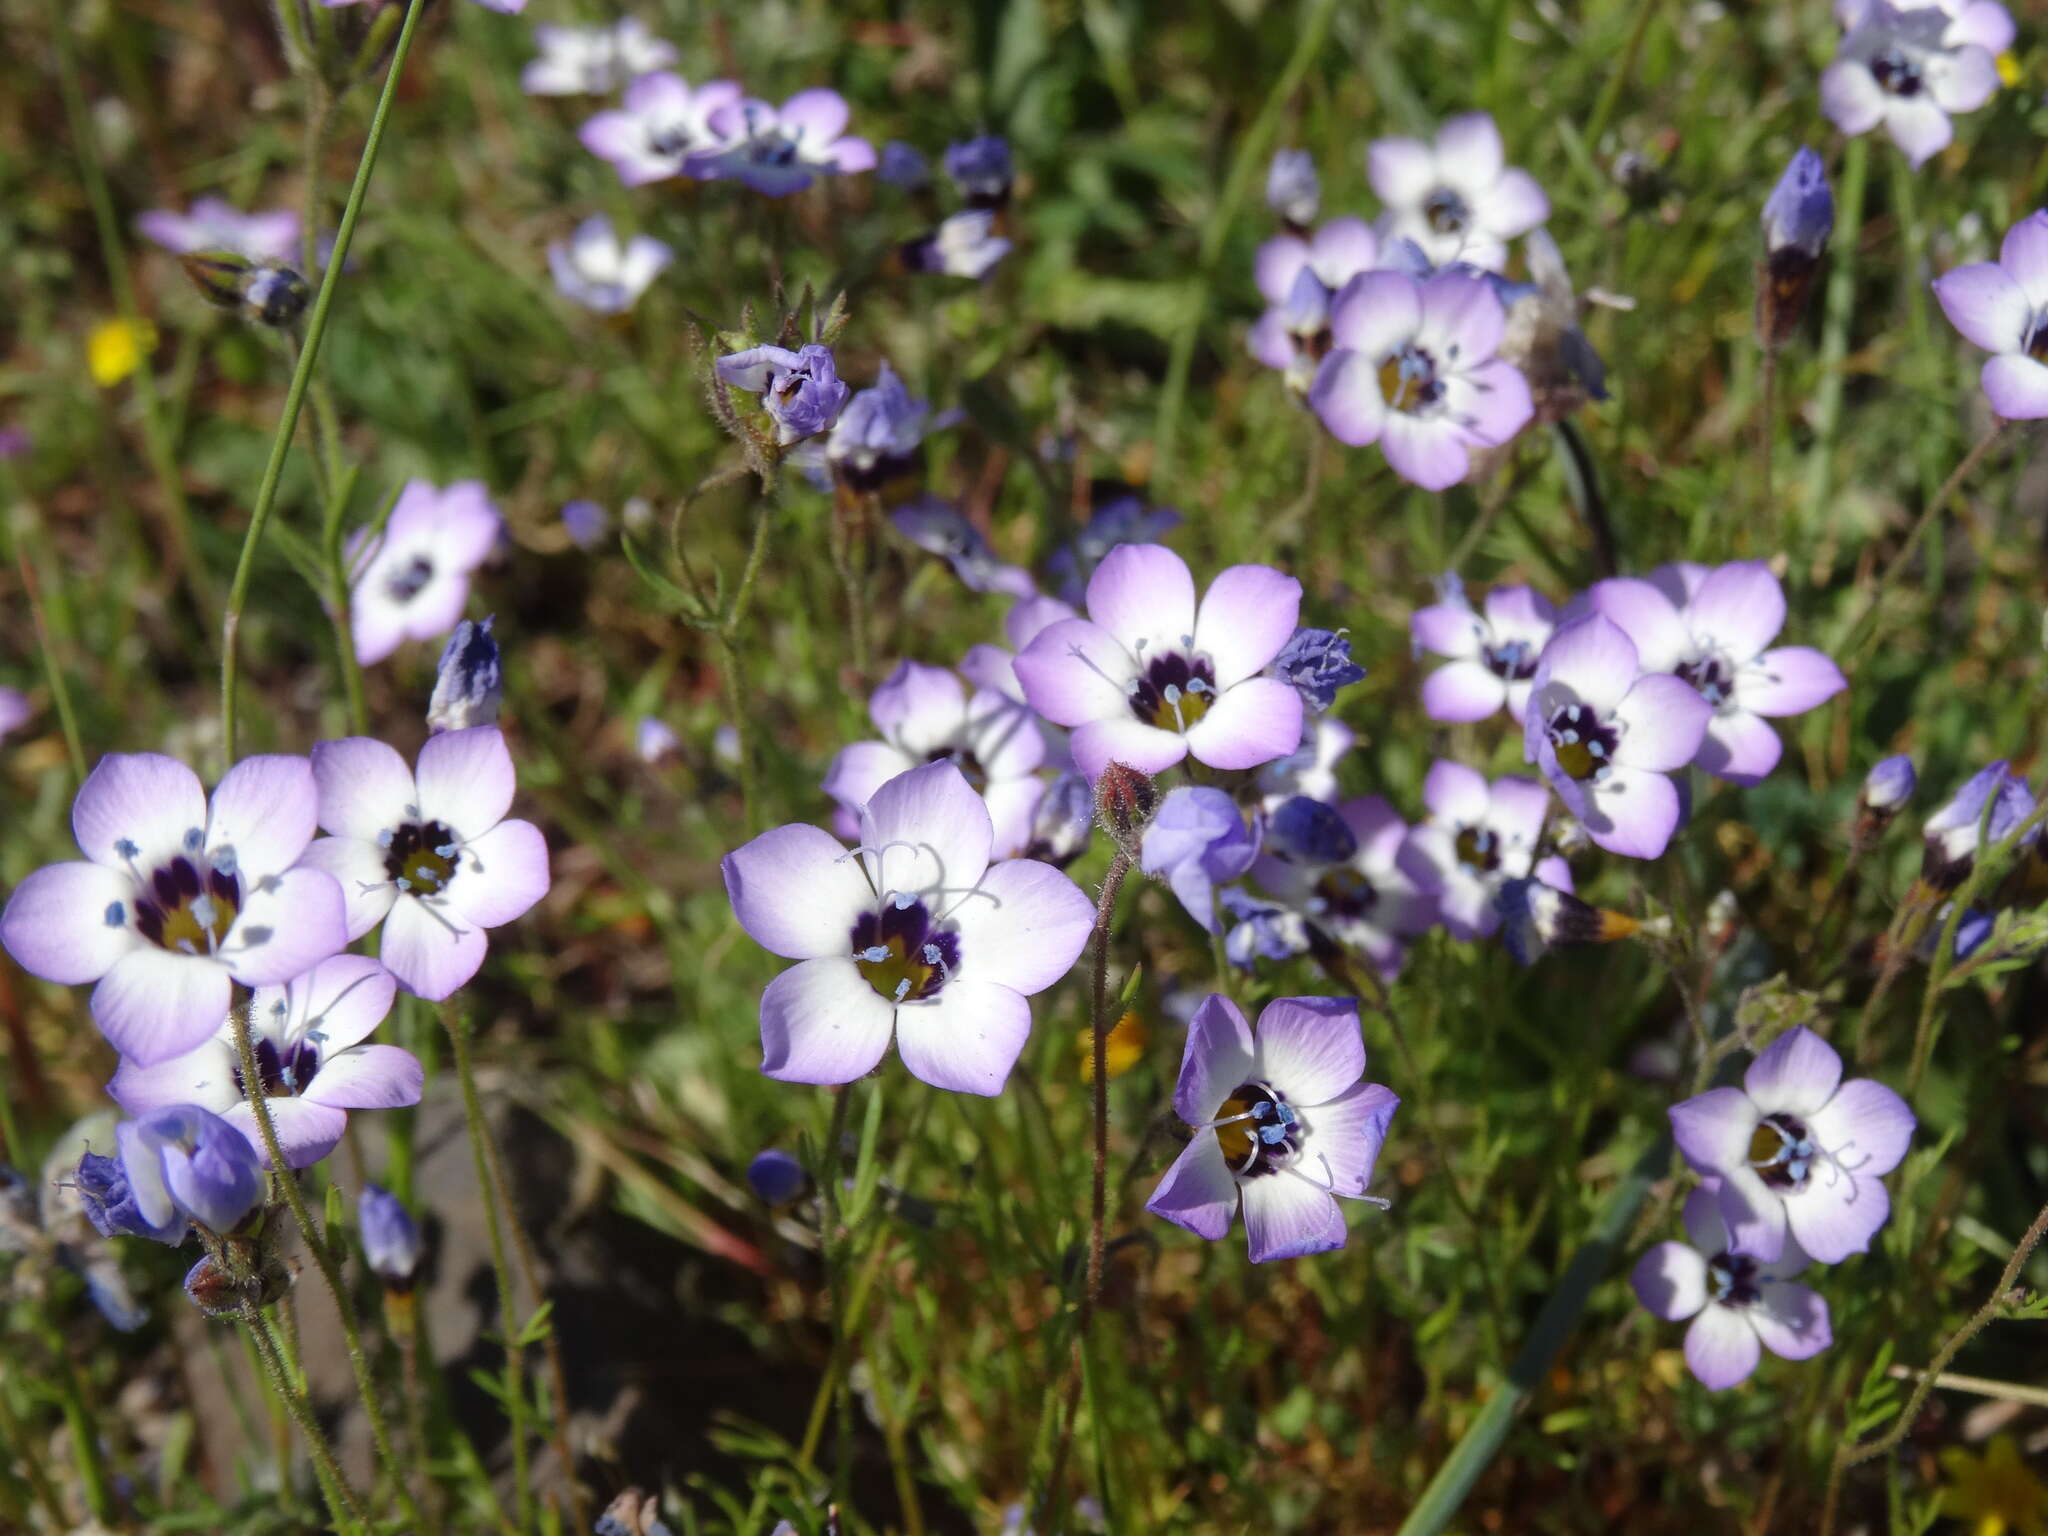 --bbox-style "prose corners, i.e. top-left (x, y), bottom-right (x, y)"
top-left (1822, 0), bottom-right (2008, 168)
top-left (1403, 761), bottom-right (1557, 940)
top-left (1308, 269), bottom-right (1535, 490)
top-left (900, 210), bottom-right (1013, 280)
top-left (1021, 770), bottom-right (1093, 869)
top-left (1495, 873), bottom-right (1642, 966)
top-left (721, 760), bottom-right (1094, 1094)
top-left (716, 343), bottom-right (849, 444)
top-left (695, 91), bottom-right (878, 196)
top-left (1046, 496), bottom-right (1183, 606)
top-left (1248, 795), bottom-right (1437, 977)
top-left (1147, 994), bottom-right (1398, 1263)
top-left (347, 479), bottom-right (502, 666)
top-left (823, 661), bottom-right (1048, 858)
top-left (0, 753), bottom-right (345, 1064)
top-left (635, 717), bottom-right (680, 764)
top-left (1584, 560), bottom-right (1846, 785)
top-left (961, 595), bottom-right (1080, 706)
top-left (1669, 1026), bottom-right (1915, 1264)
top-left (522, 19), bottom-right (676, 96)
top-left (1140, 787), bottom-right (1259, 933)
top-left (1247, 218), bottom-right (1378, 392)
top-left (358, 1183), bottom-right (422, 1287)
top-left (878, 141), bottom-right (931, 189)
top-left (136, 197), bottom-right (298, 262)
top-left (943, 135), bottom-right (1014, 208)
top-left (890, 498), bottom-right (1036, 597)
top-left (1631, 1182), bottom-right (1831, 1391)
top-left (1523, 615), bottom-right (1712, 860)
top-left (1922, 760), bottom-right (2035, 889)
top-left (1013, 543), bottom-right (1304, 779)
top-left (1410, 578), bottom-right (1557, 724)
top-left (1933, 210), bottom-right (2048, 420)
top-left (1366, 112), bottom-right (1548, 272)
top-left (1221, 888), bottom-right (1310, 969)
top-left (1758, 148), bottom-right (1835, 349)
top-left (113, 1105), bottom-right (265, 1238)
top-left (427, 616), bottom-right (501, 734)
top-left (1269, 628), bottom-right (1365, 714)
top-left (301, 728), bottom-right (550, 1000)
top-left (826, 363), bottom-right (931, 494)
top-left (1266, 149), bottom-right (1320, 228)
top-left (579, 73), bottom-right (742, 186)
top-left (1258, 717), bottom-right (1355, 808)
top-left (1862, 754), bottom-right (1918, 816)
top-left (108, 955), bottom-right (420, 1170)
top-left (548, 215), bottom-right (673, 314)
